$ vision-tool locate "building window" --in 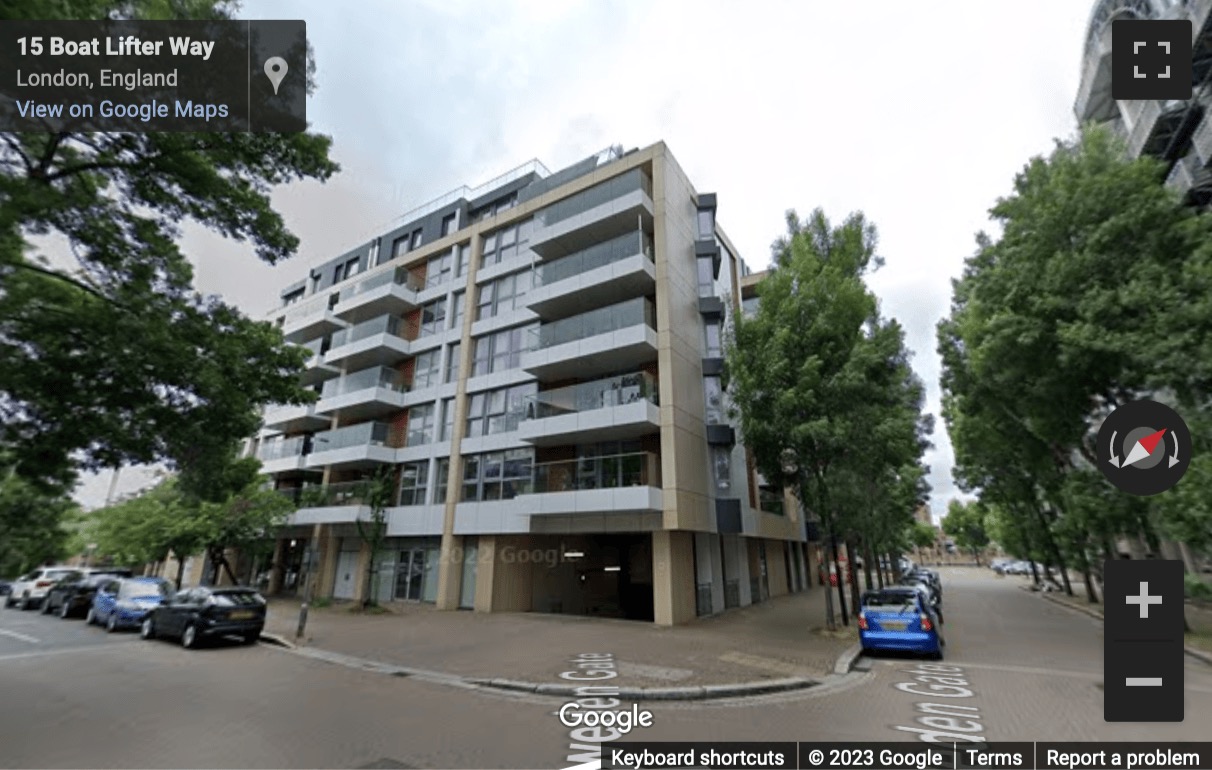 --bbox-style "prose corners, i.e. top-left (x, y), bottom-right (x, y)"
top-left (697, 256), bottom-right (715, 296)
top-left (471, 323), bottom-right (536, 377)
top-left (441, 213), bottom-right (457, 237)
top-left (283, 289), bottom-right (304, 307)
top-left (760, 486), bottom-right (785, 516)
top-left (412, 349), bottom-right (440, 390)
top-left (427, 251), bottom-right (453, 288)
top-left (481, 231), bottom-right (499, 267)
top-left (697, 209), bottom-right (715, 239)
top-left (369, 239), bottom-right (381, 266)
top-left (393, 236), bottom-right (409, 258)
top-left (461, 448), bottom-right (533, 501)
top-left (704, 319), bottom-right (722, 358)
top-left (712, 446), bottom-right (732, 492)
top-left (476, 271), bottom-right (532, 321)
top-left (464, 383), bottom-right (536, 438)
top-left (450, 291), bottom-right (465, 330)
top-left (704, 376), bottom-right (724, 424)
top-left (411, 229), bottom-right (423, 250)
top-left (397, 461), bottom-right (429, 506)
top-left (436, 458), bottom-right (450, 503)
top-left (445, 342), bottom-right (461, 383)
top-left (440, 397), bottom-right (456, 441)
top-left (480, 220), bottom-right (531, 267)
top-left (406, 403), bottom-right (435, 447)
top-left (419, 299), bottom-right (446, 338)
top-left (456, 244), bottom-right (470, 277)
